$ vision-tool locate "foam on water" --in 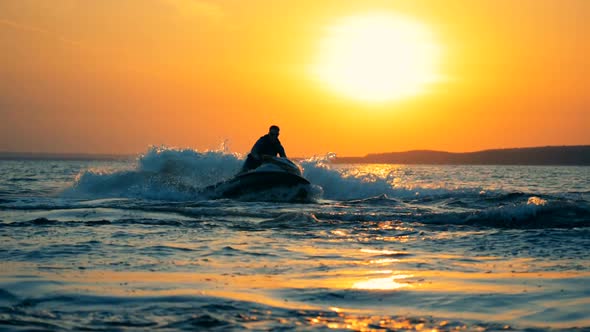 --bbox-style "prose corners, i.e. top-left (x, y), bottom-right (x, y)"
top-left (462, 194), bottom-right (590, 228)
top-left (300, 154), bottom-right (490, 200)
top-left (64, 146), bottom-right (243, 200)
top-left (62, 147), bottom-right (493, 202)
